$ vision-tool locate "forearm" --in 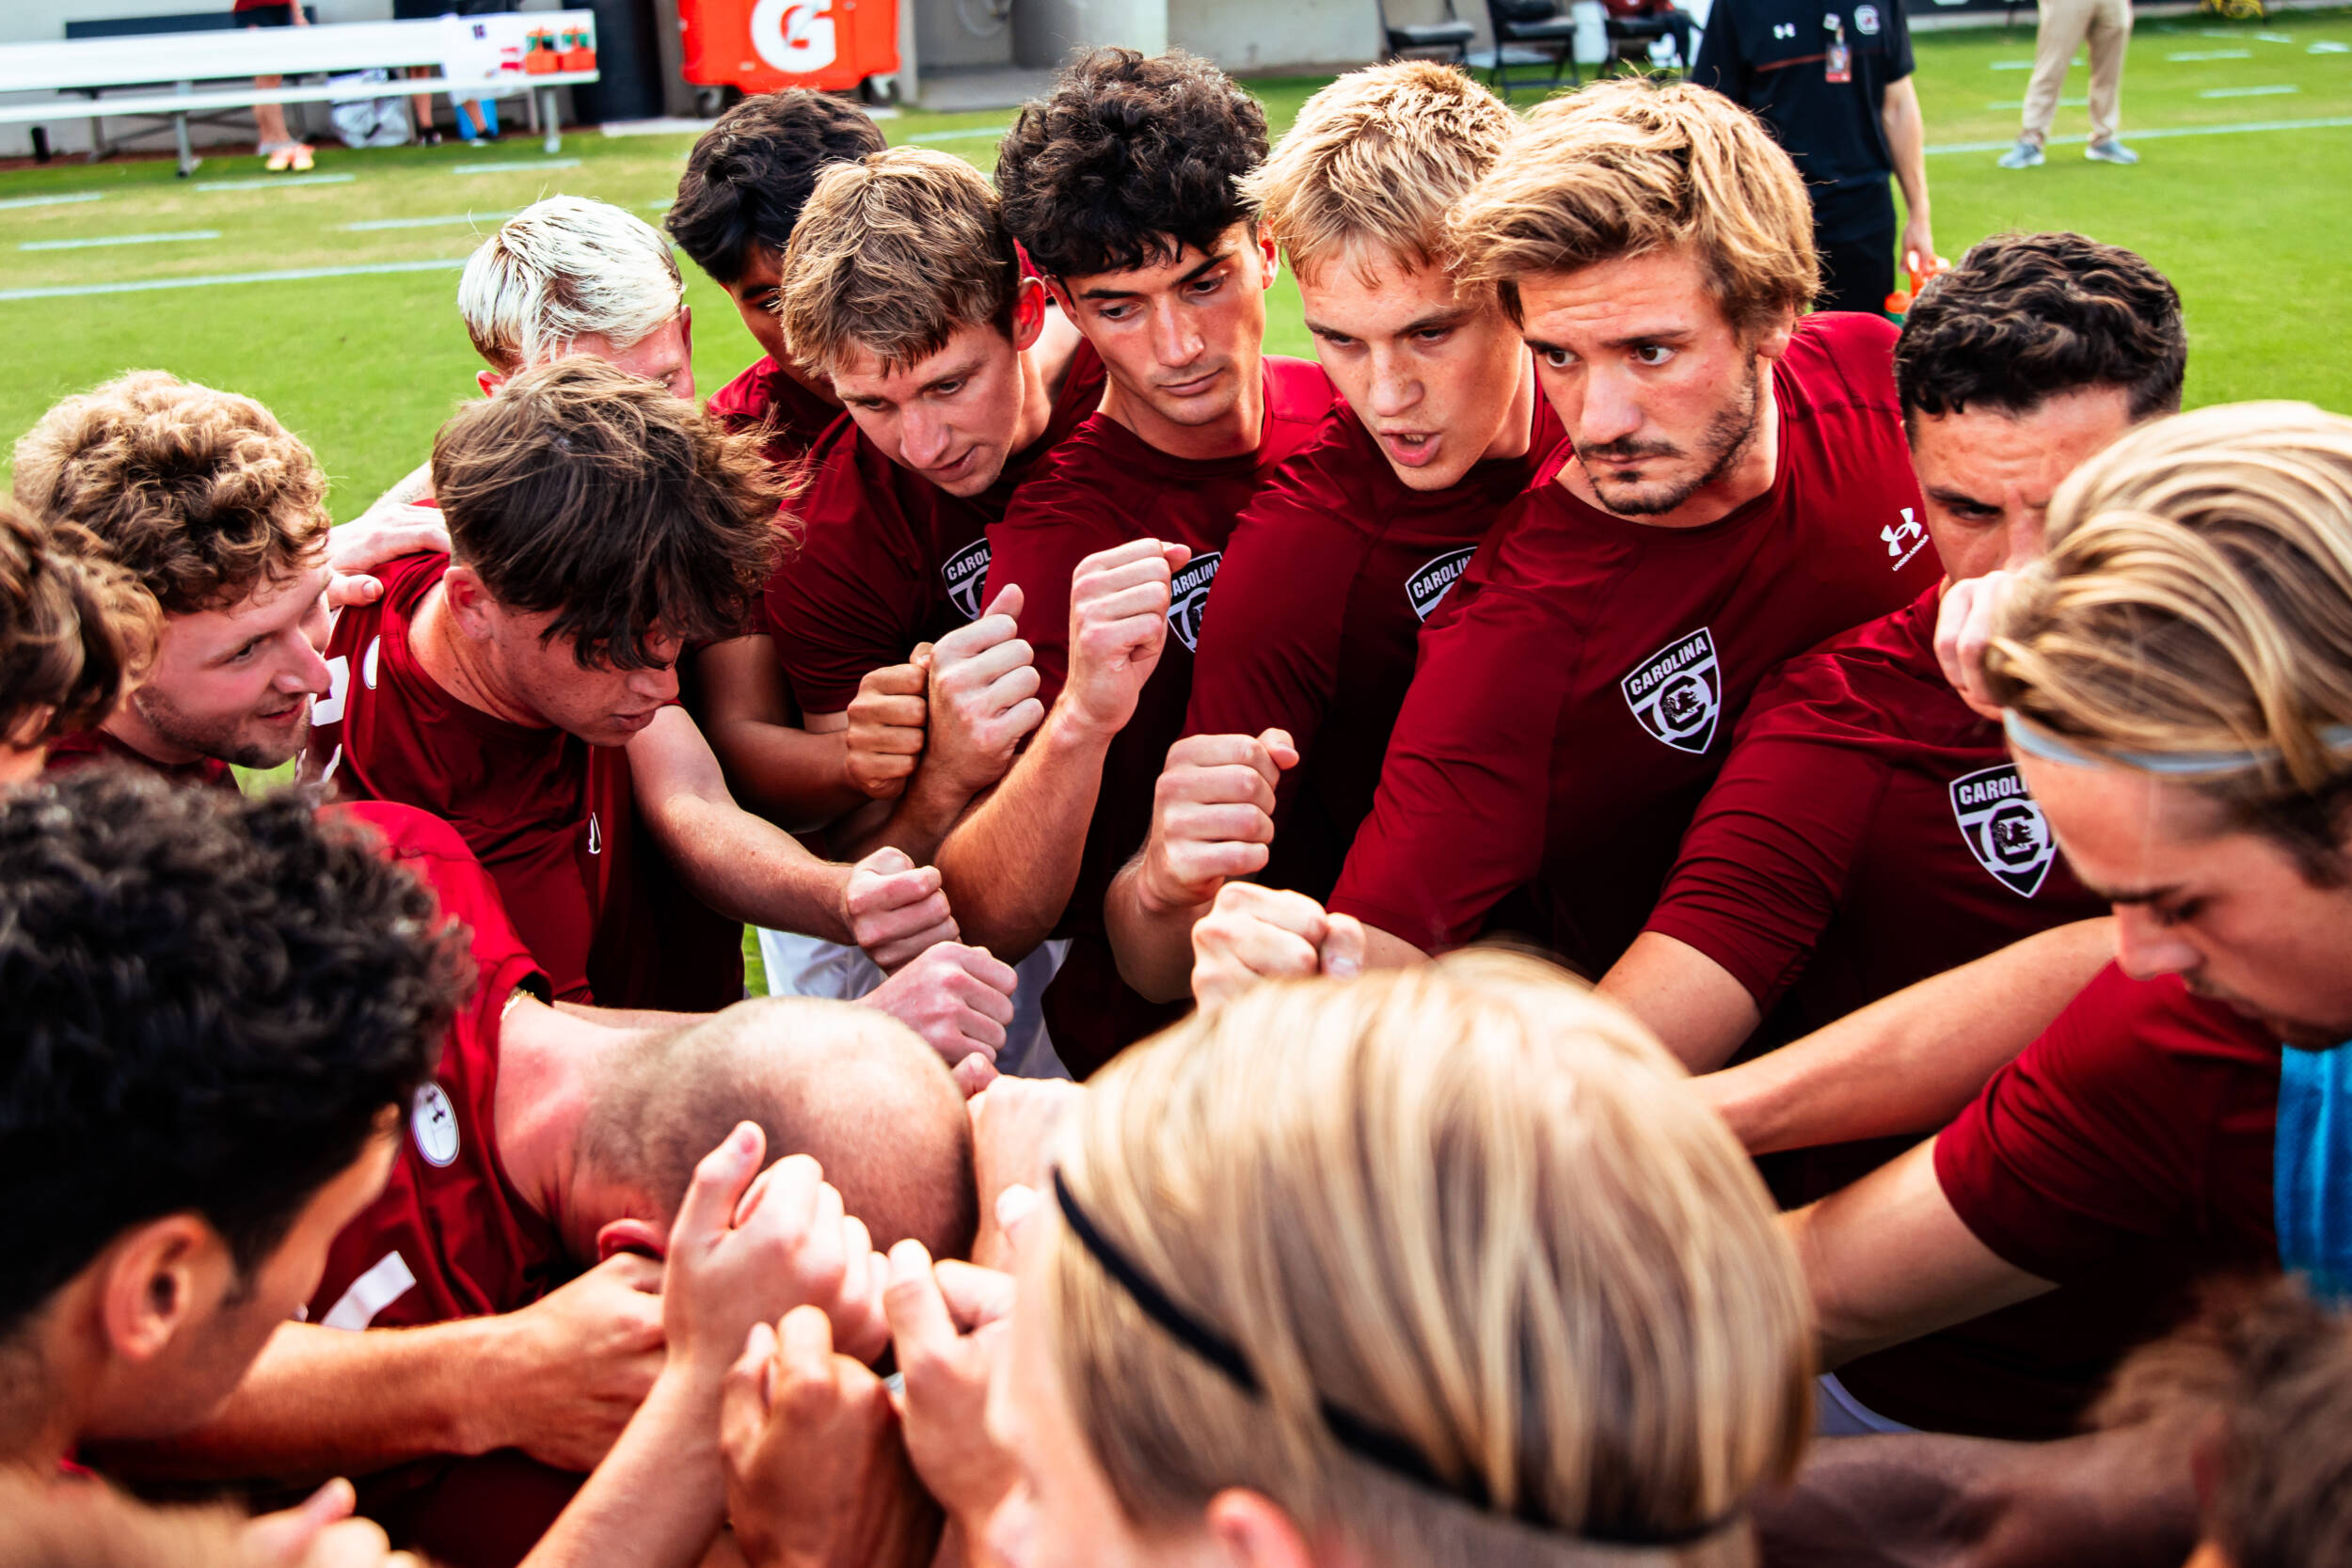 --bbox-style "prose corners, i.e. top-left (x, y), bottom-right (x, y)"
top-left (1104, 858), bottom-right (1208, 1004)
top-left (553, 1000), bottom-right (703, 1031)
top-left (934, 705), bottom-right (1113, 961)
top-left (835, 759), bottom-right (982, 867)
top-left (705, 718), bottom-right (866, 834)
top-left (100, 1319), bottom-right (506, 1482)
top-left (1884, 80), bottom-right (1931, 218)
top-left (522, 1366), bottom-right (727, 1568)
top-left (657, 794), bottom-right (855, 943)
top-left (1699, 918), bottom-right (2112, 1155)
top-left (354, 461), bottom-right (434, 526)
